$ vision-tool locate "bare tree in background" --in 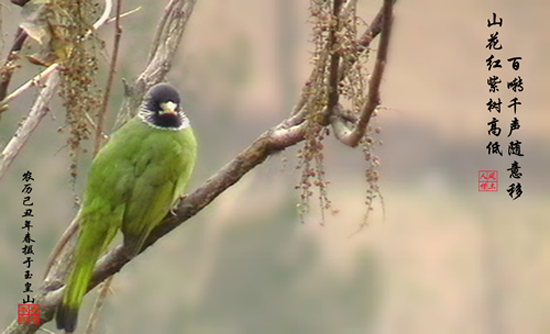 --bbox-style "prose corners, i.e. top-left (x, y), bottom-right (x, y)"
top-left (1, 0), bottom-right (393, 333)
